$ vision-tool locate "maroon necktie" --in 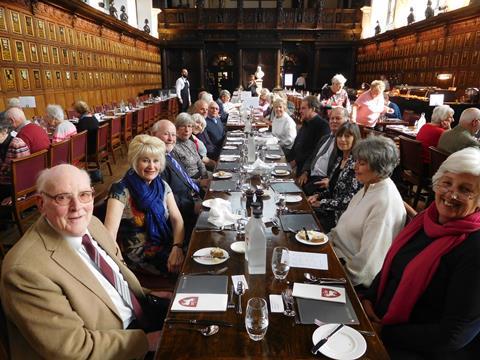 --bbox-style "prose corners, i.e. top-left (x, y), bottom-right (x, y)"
top-left (81, 234), bottom-right (145, 325)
